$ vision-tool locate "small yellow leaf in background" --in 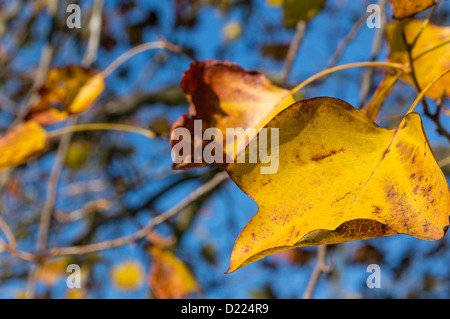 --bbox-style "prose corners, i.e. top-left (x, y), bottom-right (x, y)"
top-left (68, 73), bottom-right (105, 114)
top-left (226, 97), bottom-right (449, 273)
top-left (26, 65), bottom-right (105, 125)
top-left (268, 0), bottom-right (326, 27)
top-left (387, 0), bottom-right (436, 19)
top-left (387, 19), bottom-right (450, 100)
top-left (222, 21), bottom-right (242, 42)
top-left (65, 288), bottom-right (87, 299)
top-left (65, 140), bottom-right (91, 169)
top-left (35, 258), bottom-right (67, 287)
top-left (443, 107), bottom-right (450, 116)
top-left (170, 60), bottom-right (294, 168)
top-left (148, 246), bottom-right (199, 299)
top-left (111, 260), bottom-right (144, 291)
top-left (361, 71), bottom-right (401, 121)
top-left (0, 121), bottom-right (48, 172)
